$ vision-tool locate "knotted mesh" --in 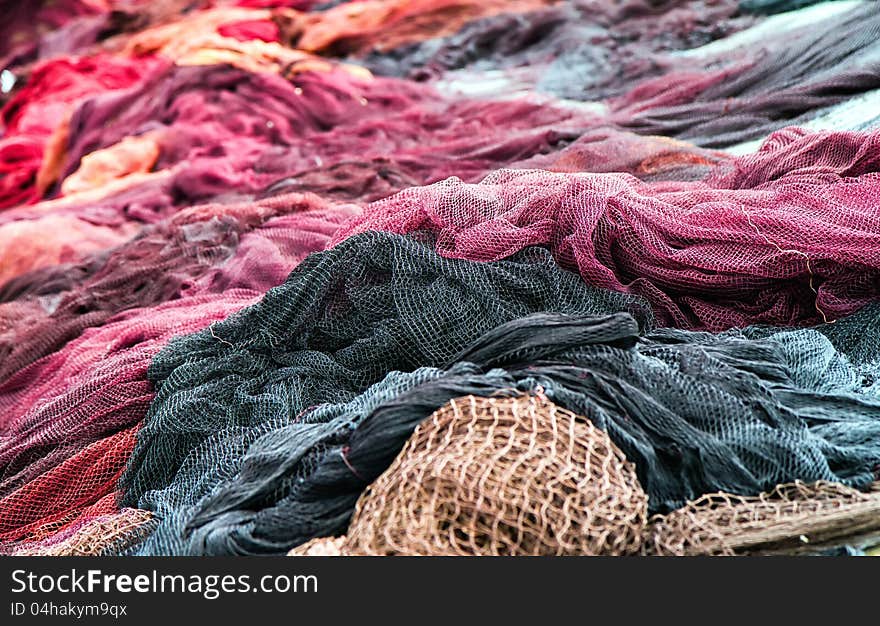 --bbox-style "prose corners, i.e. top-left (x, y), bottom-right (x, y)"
top-left (0, 293), bottom-right (257, 550)
top-left (647, 481), bottom-right (880, 556)
top-left (363, 0), bottom-right (750, 101)
top-left (11, 508), bottom-right (155, 557)
top-left (121, 231), bottom-right (648, 554)
top-left (613, 3), bottom-right (880, 147)
top-left (0, 191), bottom-right (354, 550)
top-left (291, 396), bottom-right (880, 557)
top-left (343, 394), bottom-right (647, 556)
top-left (336, 129), bottom-right (880, 330)
top-left (0, 192), bottom-right (350, 382)
top-left (123, 232), bottom-right (880, 555)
